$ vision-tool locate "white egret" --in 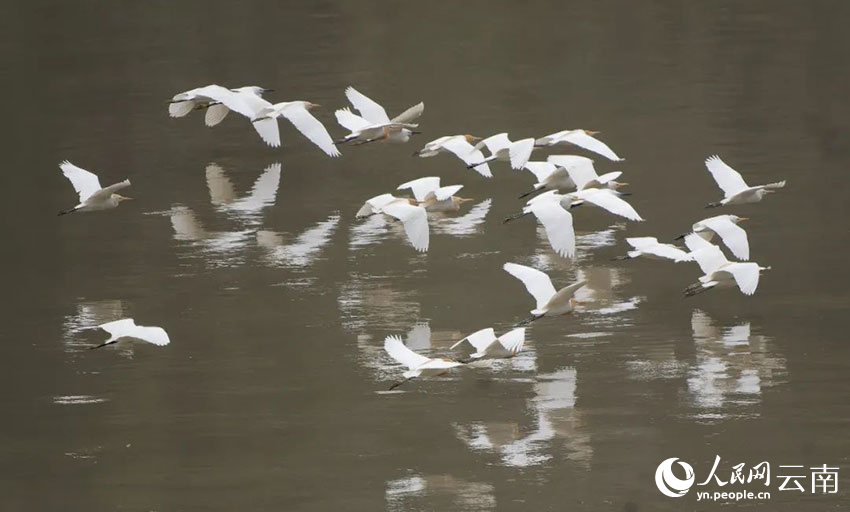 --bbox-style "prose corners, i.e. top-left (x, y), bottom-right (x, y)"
top-left (676, 214), bottom-right (750, 260)
top-left (503, 263), bottom-right (587, 324)
top-left (383, 335), bottom-right (464, 390)
top-left (413, 135), bottom-right (492, 178)
top-left (505, 188), bottom-right (642, 224)
top-left (396, 177), bottom-right (472, 212)
top-left (252, 101), bottom-right (340, 157)
top-left (467, 133), bottom-right (535, 171)
top-left (90, 319), bottom-right (170, 350)
top-left (614, 237), bottom-right (693, 262)
top-left (450, 327), bottom-right (526, 361)
top-left (58, 161), bottom-right (131, 215)
top-left (511, 194), bottom-right (576, 258)
top-left (169, 85), bottom-right (280, 146)
top-left (704, 155), bottom-right (786, 207)
top-left (335, 86), bottom-right (423, 145)
top-left (355, 194), bottom-right (429, 252)
top-left (535, 129), bottom-right (624, 161)
top-left (519, 161), bottom-right (574, 198)
top-left (547, 155), bottom-right (628, 192)
top-left (684, 234), bottom-right (769, 296)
